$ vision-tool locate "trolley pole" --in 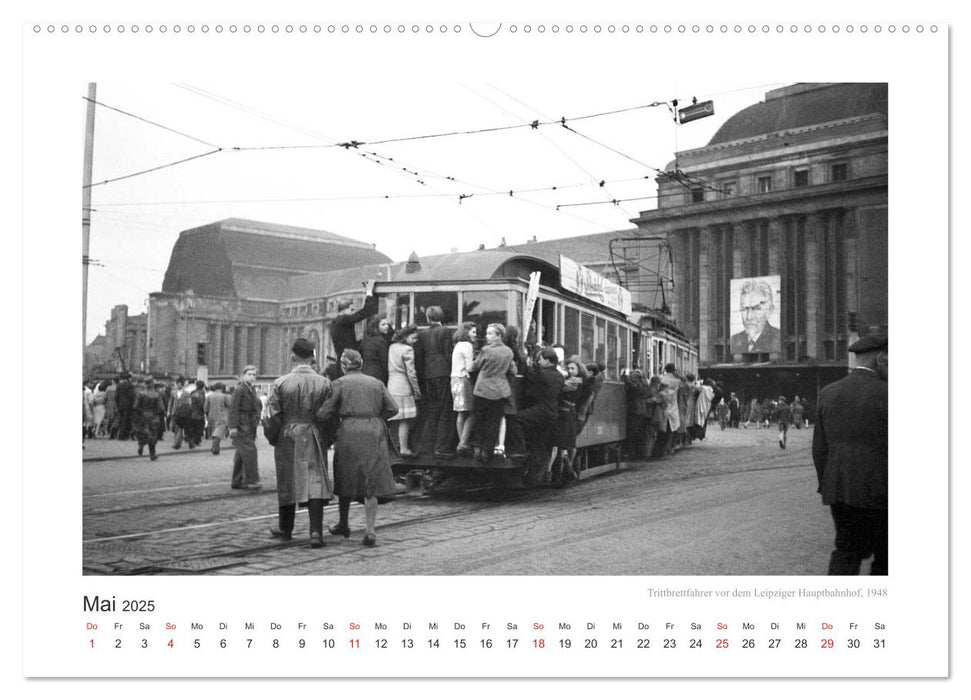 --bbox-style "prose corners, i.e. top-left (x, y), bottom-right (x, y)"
top-left (82, 83), bottom-right (96, 365)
